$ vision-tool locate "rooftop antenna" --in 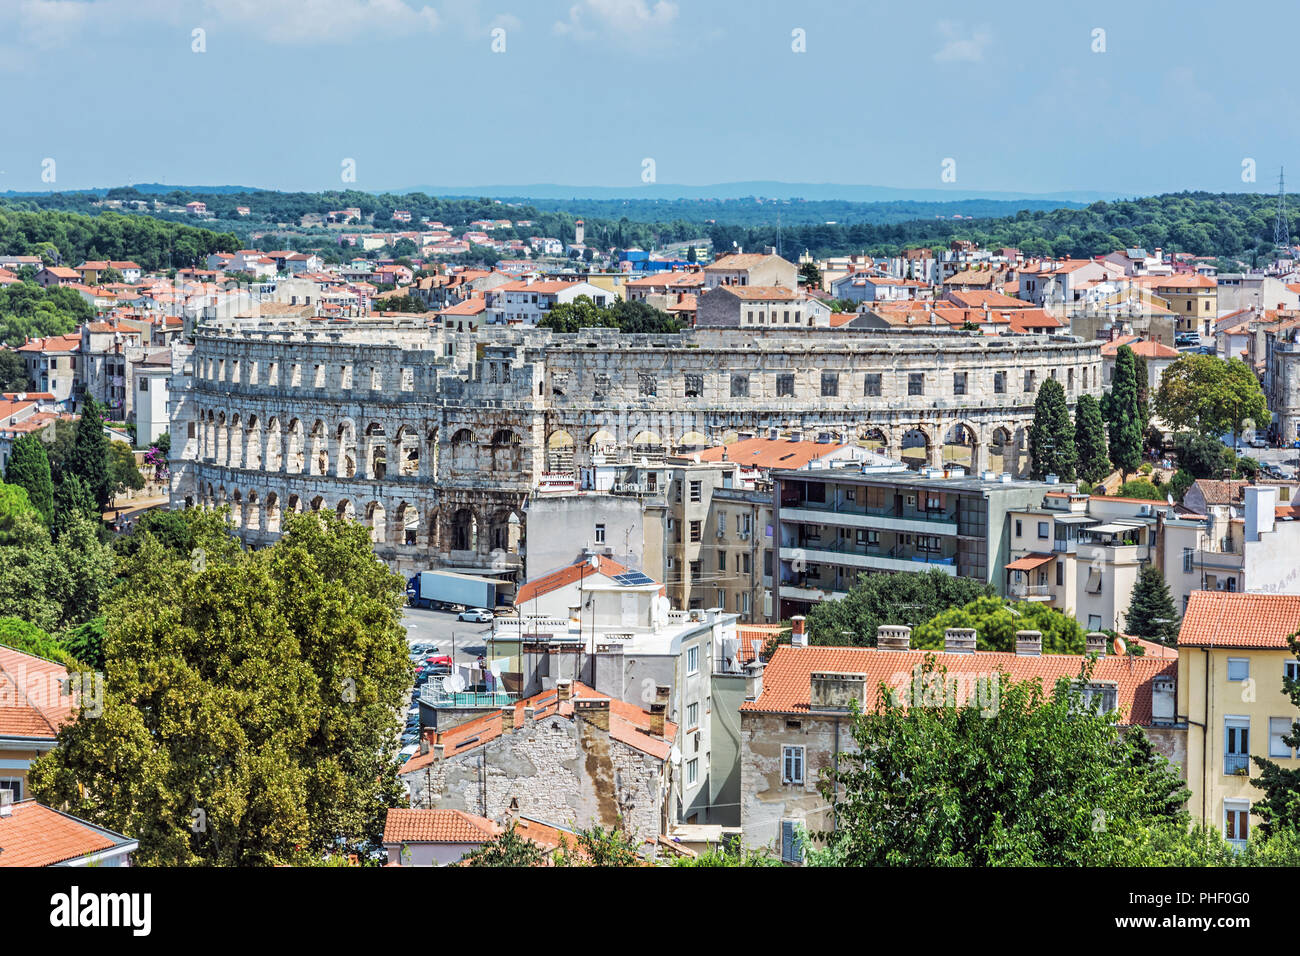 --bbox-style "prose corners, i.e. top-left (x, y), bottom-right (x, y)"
top-left (1275, 167), bottom-right (1290, 256)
